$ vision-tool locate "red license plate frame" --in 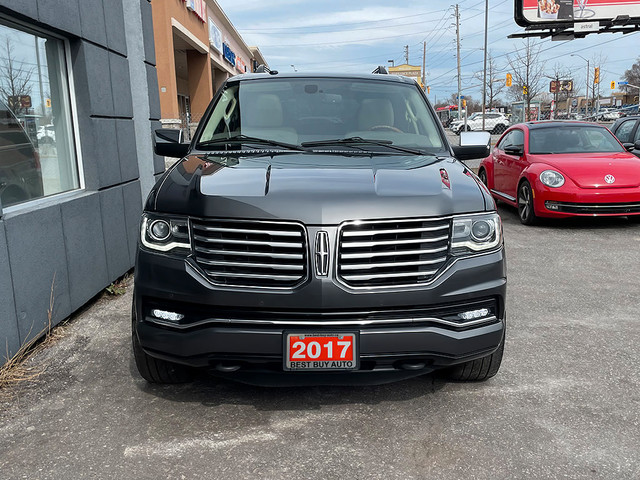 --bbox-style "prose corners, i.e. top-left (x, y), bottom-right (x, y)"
top-left (283, 332), bottom-right (359, 371)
